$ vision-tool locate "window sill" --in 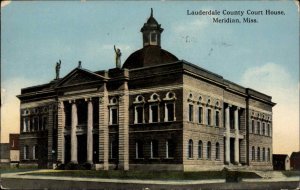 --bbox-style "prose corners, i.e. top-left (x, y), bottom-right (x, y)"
top-left (149, 157), bottom-right (160, 160)
top-left (187, 158), bottom-right (194, 160)
top-left (164, 157), bottom-right (174, 160)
